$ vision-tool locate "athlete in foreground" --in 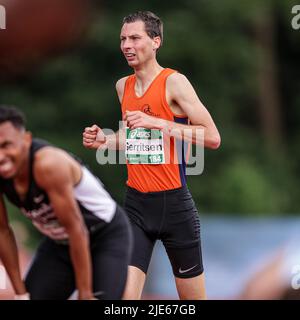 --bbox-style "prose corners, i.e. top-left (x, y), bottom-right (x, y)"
top-left (83, 11), bottom-right (221, 299)
top-left (0, 106), bottom-right (132, 300)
